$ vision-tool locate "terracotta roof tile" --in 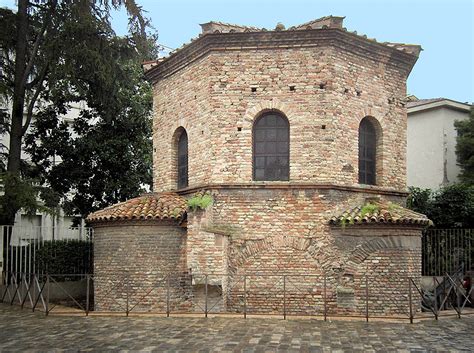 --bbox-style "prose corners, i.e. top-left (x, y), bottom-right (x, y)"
top-left (329, 200), bottom-right (431, 227)
top-left (150, 16), bottom-right (421, 66)
top-left (86, 193), bottom-right (187, 223)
